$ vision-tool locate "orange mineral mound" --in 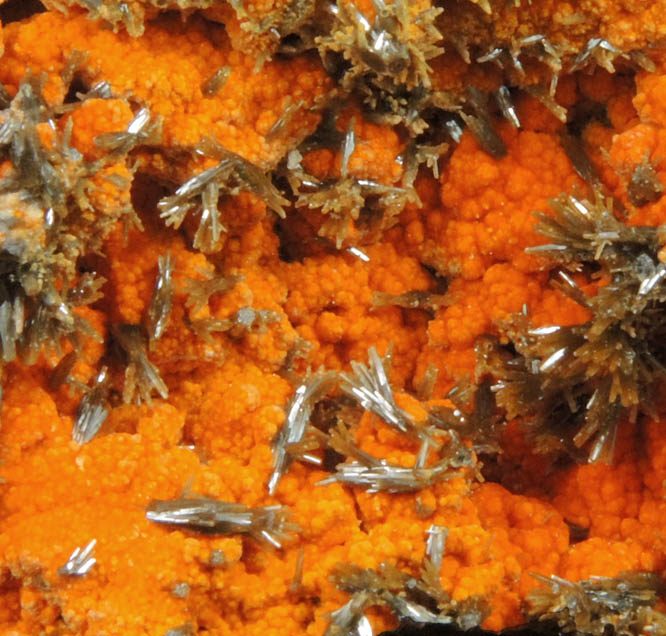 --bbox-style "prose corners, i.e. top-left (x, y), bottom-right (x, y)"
top-left (2, 0), bottom-right (666, 634)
